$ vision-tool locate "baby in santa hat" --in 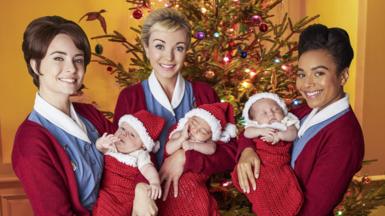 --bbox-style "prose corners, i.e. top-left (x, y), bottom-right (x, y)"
top-left (93, 110), bottom-right (165, 216)
top-left (166, 102), bottom-right (237, 156)
top-left (231, 92), bottom-right (303, 216)
top-left (158, 102), bottom-right (237, 216)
